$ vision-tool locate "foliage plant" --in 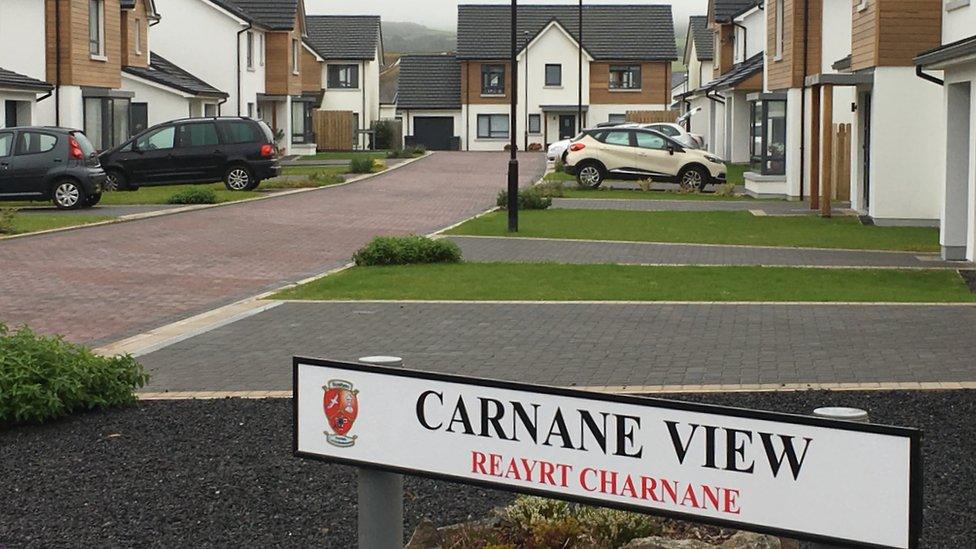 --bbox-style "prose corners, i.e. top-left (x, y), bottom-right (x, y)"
top-left (352, 235), bottom-right (462, 266)
top-left (373, 120), bottom-right (398, 150)
top-left (0, 208), bottom-right (17, 234)
top-left (167, 186), bottom-right (218, 205)
top-left (496, 187), bottom-right (553, 210)
top-left (350, 157), bottom-right (377, 174)
top-left (0, 324), bottom-right (149, 425)
top-left (536, 181), bottom-right (565, 198)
